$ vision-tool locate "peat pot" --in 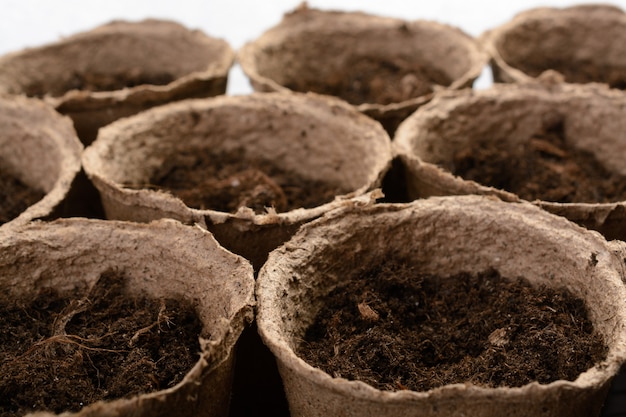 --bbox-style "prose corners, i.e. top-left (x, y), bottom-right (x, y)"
top-left (393, 81), bottom-right (626, 241)
top-left (0, 94), bottom-right (82, 228)
top-left (481, 4), bottom-right (626, 88)
top-left (0, 19), bottom-right (234, 144)
top-left (256, 196), bottom-right (626, 417)
top-left (82, 92), bottom-right (392, 270)
top-left (238, 4), bottom-right (487, 134)
top-left (0, 218), bottom-right (255, 417)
